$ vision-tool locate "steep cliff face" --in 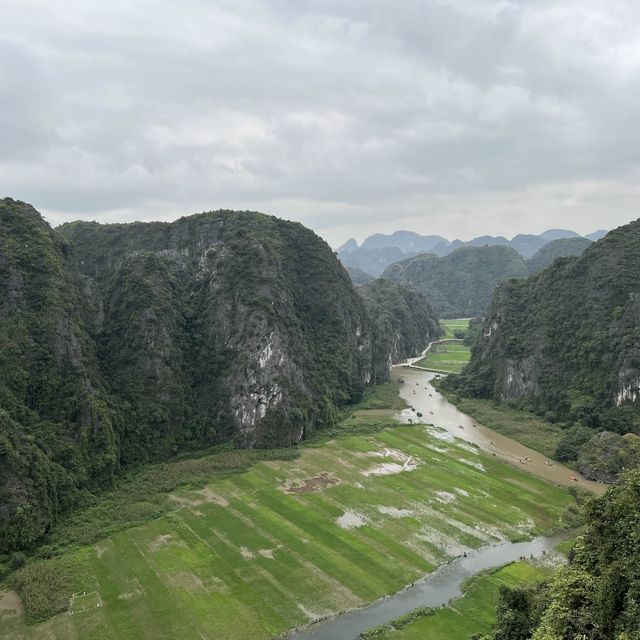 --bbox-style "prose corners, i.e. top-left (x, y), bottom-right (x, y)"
top-left (0, 200), bottom-right (121, 551)
top-left (451, 220), bottom-right (640, 434)
top-left (1, 199), bottom-right (435, 551)
top-left (61, 211), bottom-right (379, 450)
top-left (357, 278), bottom-right (440, 381)
top-left (382, 245), bottom-right (529, 317)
